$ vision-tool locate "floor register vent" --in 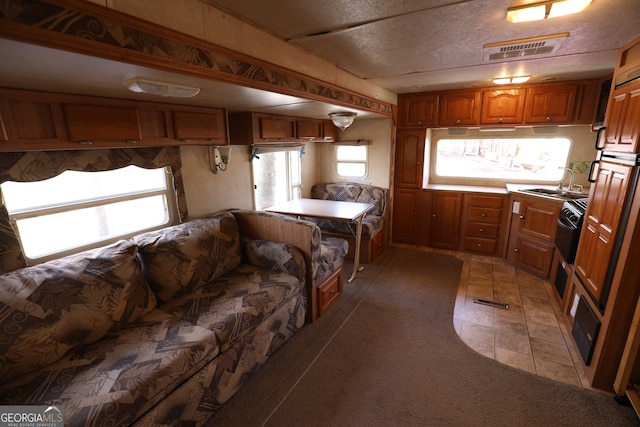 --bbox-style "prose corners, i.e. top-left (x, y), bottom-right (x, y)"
top-left (483, 33), bottom-right (569, 62)
top-left (473, 298), bottom-right (509, 310)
